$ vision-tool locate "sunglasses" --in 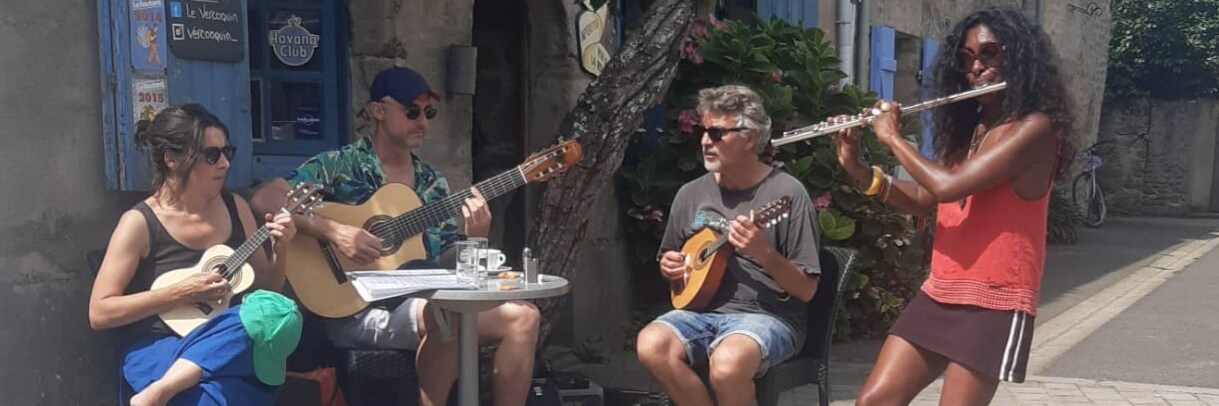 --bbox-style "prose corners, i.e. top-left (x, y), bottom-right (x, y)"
top-left (201, 145), bottom-right (236, 165)
top-left (399, 103), bottom-right (438, 120)
top-left (955, 42), bottom-right (1005, 72)
top-left (691, 125), bottom-right (748, 142)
